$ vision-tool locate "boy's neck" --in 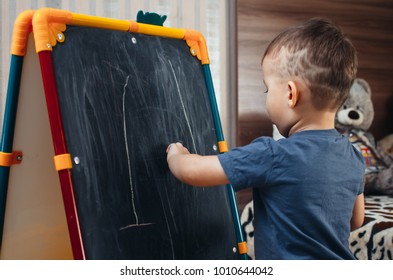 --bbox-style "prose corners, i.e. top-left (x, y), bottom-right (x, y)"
top-left (288, 110), bottom-right (336, 136)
